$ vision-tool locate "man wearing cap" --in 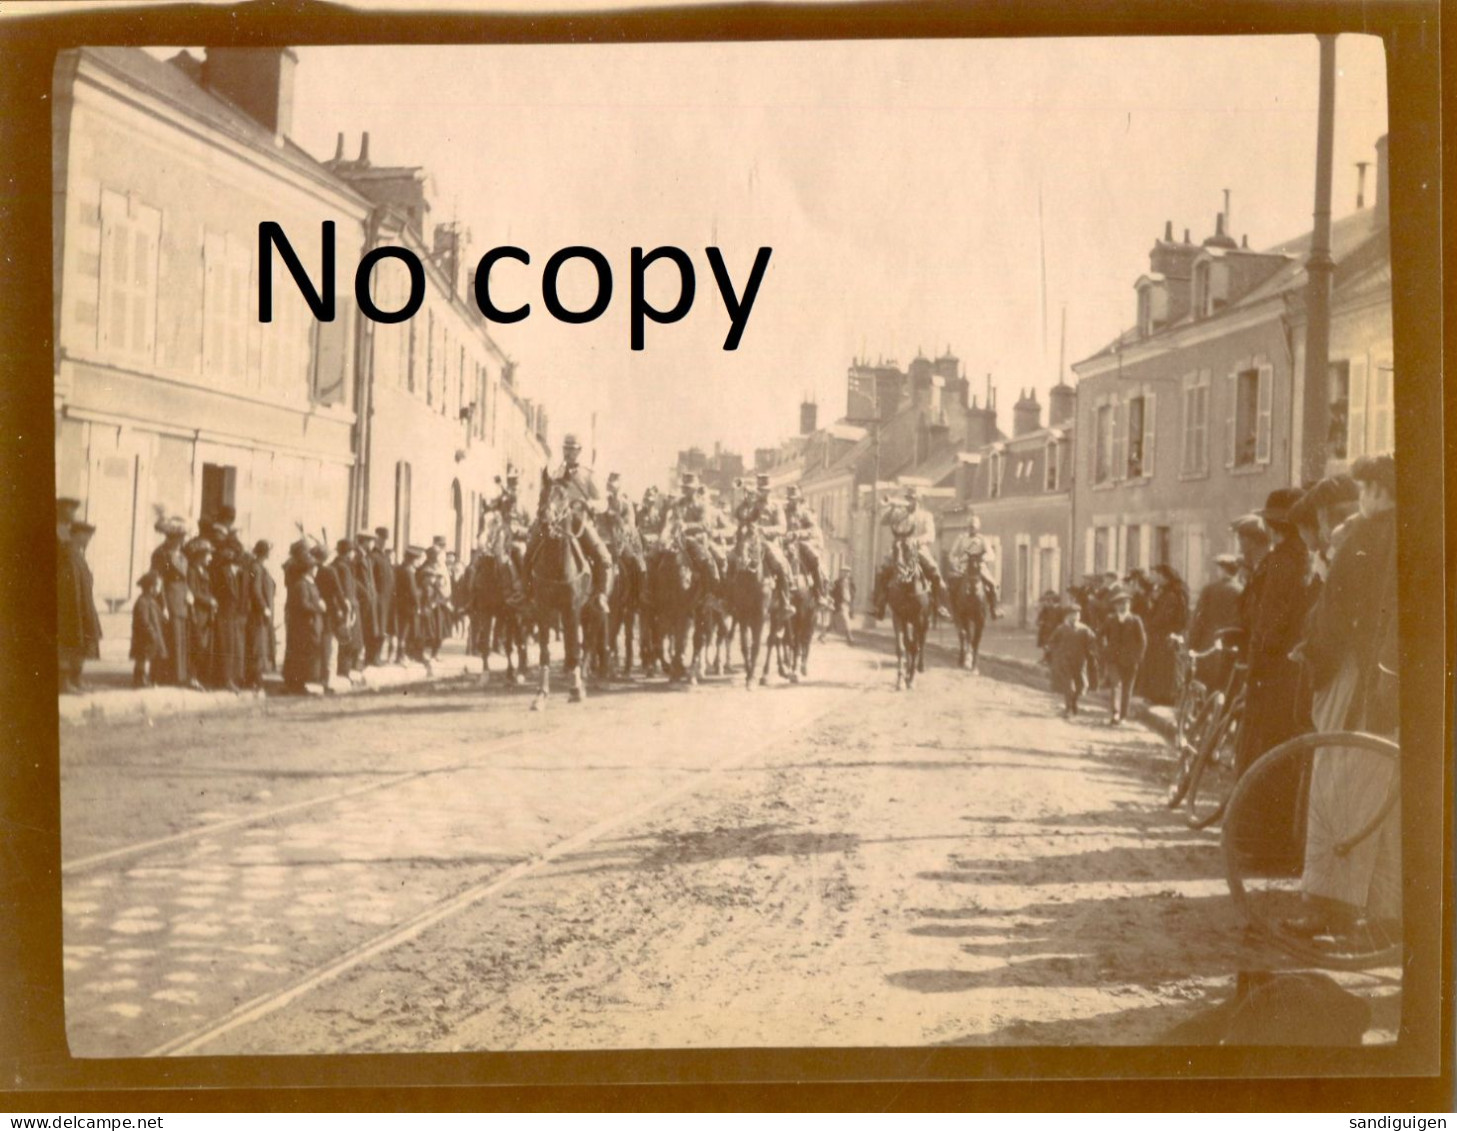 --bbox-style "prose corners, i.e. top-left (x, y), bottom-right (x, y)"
top-left (527, 434), bottom-right (612, 613)
top-left (1189, 554), bottom-right (1244, 654)
top-left (821, 565), bottom-right (857, 646)
top-left (319, 539), bottom-right (358, 682)
top-left (483, 470), bottom-right (531, 569)
top-left (370, 527), bottom-right (397, 662)
top-left (732, 473), bottom-right (793, 606)
top-left (782, 486), bottom-right (830, 606)
top-left (148, 515), bottom-right (192, 686)
top-left (946, 513), bottom-right (1002, 618)
top-left (1236, 487), bottom-right (1313, 776)
top-left (394, 547), bottom-right (424, 662)
top-left (1230, 514), bottom-right (1270, 585)
top-left (1096, 584), bottom-right (1147, 725)
top-left (130, 571), bottom-right (168, 688)
top-left (244, 540), bottom-right (276, 690)
top-left (283, 548), bottom-right (326, 694)
top-left (600, 471), bottom-right (646, 575)
top-left (664, 472), bottom-right (727, 587)
top-left (352, 532), bottom-right (381, 666)
top-left (872, 484), bottom-right (948, 619)
top-left (637, 485), bottom-right (666, 549)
